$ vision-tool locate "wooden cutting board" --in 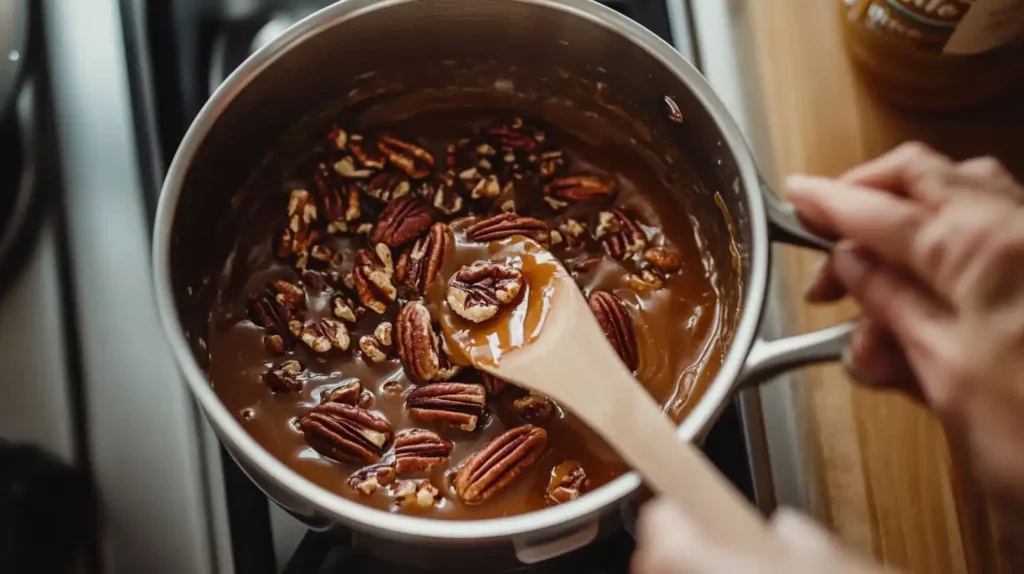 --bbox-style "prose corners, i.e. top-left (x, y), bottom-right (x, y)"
top-left (746, 2), bottom-right (1024, 572)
